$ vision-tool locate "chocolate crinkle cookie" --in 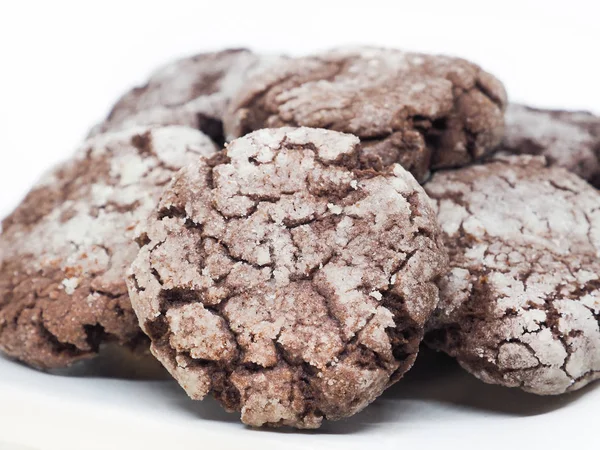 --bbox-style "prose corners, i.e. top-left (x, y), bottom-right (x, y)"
top-left (500, 103), bottom-right (600, 188)
top-left (224, 46), bottom-right (507, 182)
top-left (424, 155), bottom-right (600, 395)
top-left (90, 49), bottom-right (283, 145)
top-left (0, 126), bottom-right (217, 369)
top-left (128, 127), bottom-right (448, 428)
